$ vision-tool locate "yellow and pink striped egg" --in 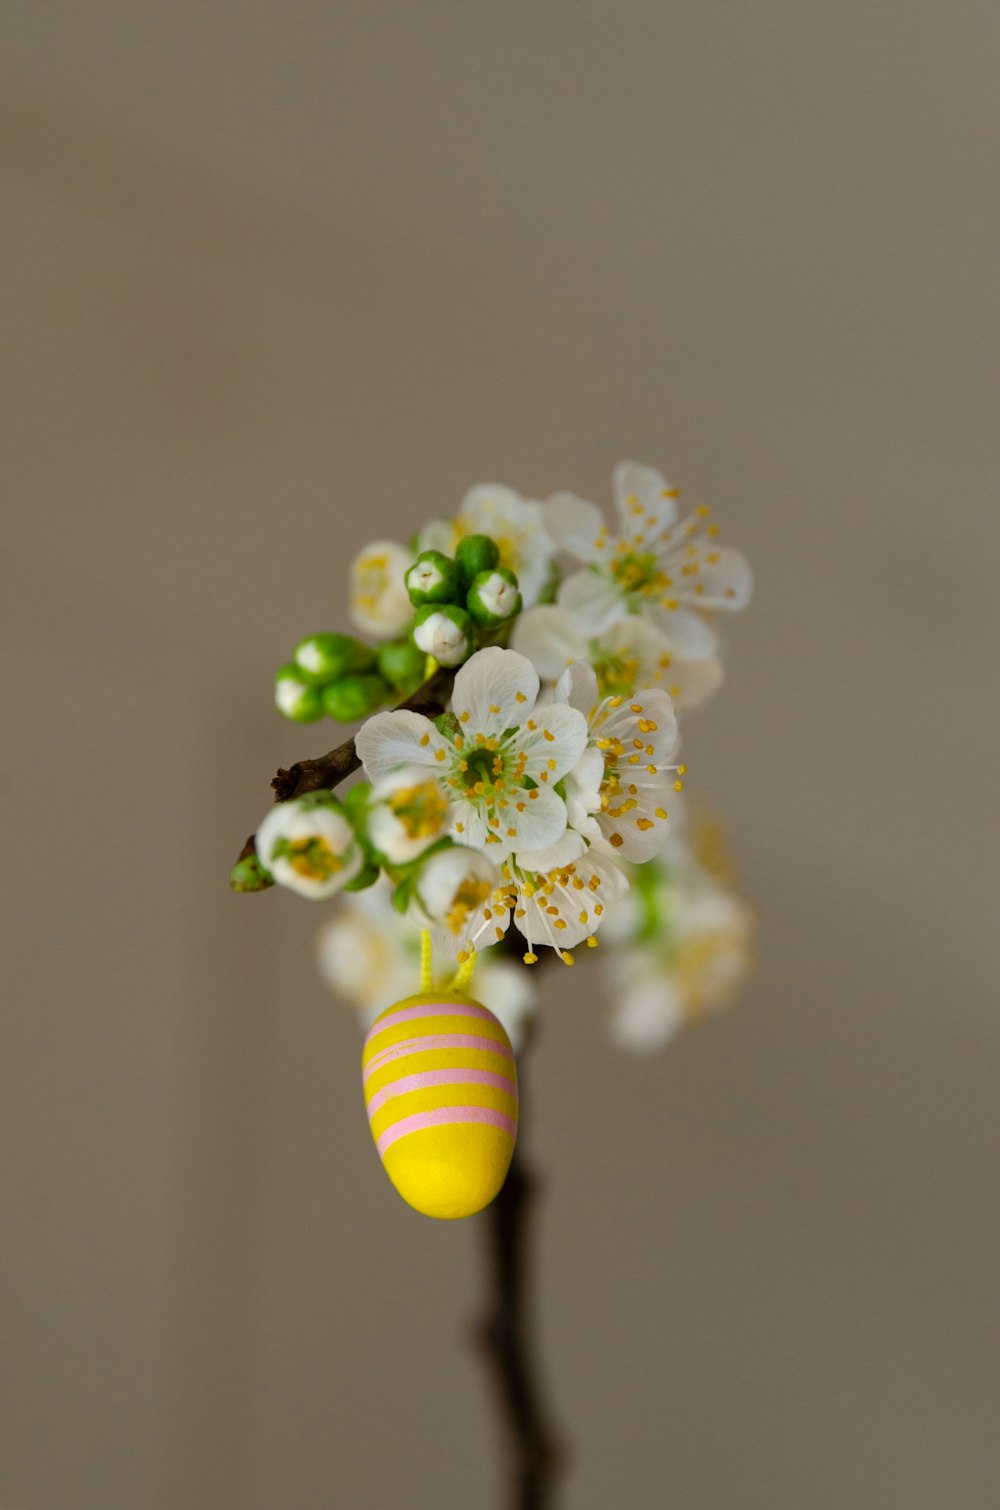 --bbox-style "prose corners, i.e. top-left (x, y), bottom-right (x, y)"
top-left (362, 992), bottom-right (518, 1219)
